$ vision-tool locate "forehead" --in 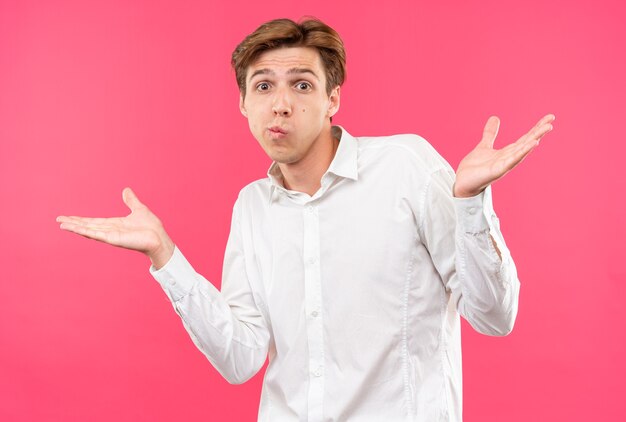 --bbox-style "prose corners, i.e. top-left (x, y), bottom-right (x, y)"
top-left (247, 47), bottom-right (324, 80)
